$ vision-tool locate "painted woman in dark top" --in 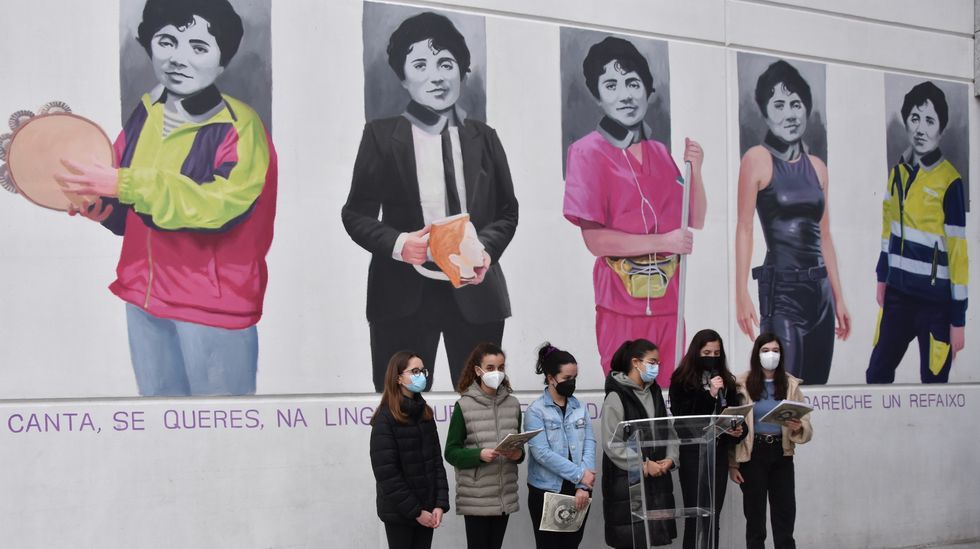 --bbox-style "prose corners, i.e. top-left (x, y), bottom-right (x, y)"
top-left (734, 60), bottom-right (850, 385)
